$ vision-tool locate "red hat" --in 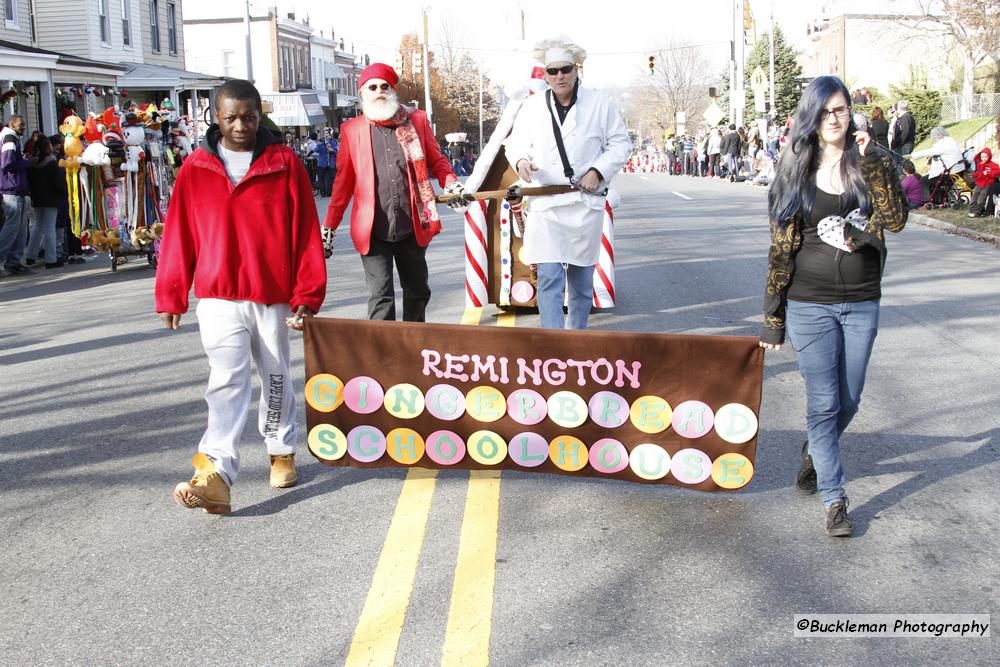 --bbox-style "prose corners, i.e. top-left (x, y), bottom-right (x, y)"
top-left (359, 63), bottom-right (399, 90)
